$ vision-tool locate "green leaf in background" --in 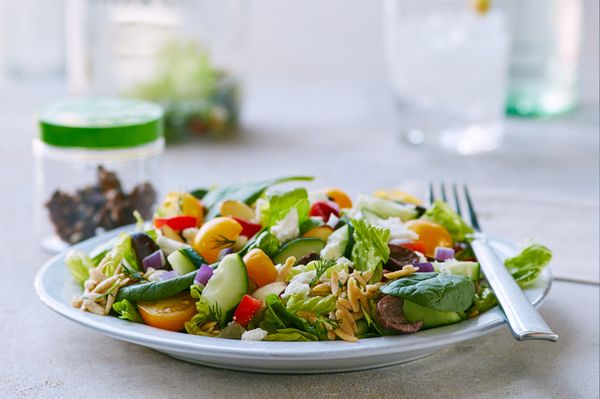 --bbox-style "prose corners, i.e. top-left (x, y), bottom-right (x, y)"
top-left (380, 272), bottom-right (475, 312)
top-left (421, 200), bottom-right (474, 242)
top-left (350, 218), bottom-right (390, 282)
top-left (112, 299), bottom-right (143, 323)
top-left (200, 176), bottom-right (313, 219)
top-left (65, 251), bottom-right (94, 286)
top-left (504, 243), bottom-right (553, 287)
